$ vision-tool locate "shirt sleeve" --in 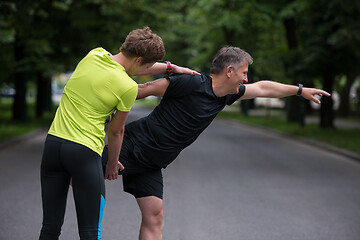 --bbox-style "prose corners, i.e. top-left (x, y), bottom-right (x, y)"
top-left (163, 74), bottom-right (199, 98)
top-left (116, 85), bottom-right (138, 112)
top-left (225, 84), bottom-right (246, 105)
